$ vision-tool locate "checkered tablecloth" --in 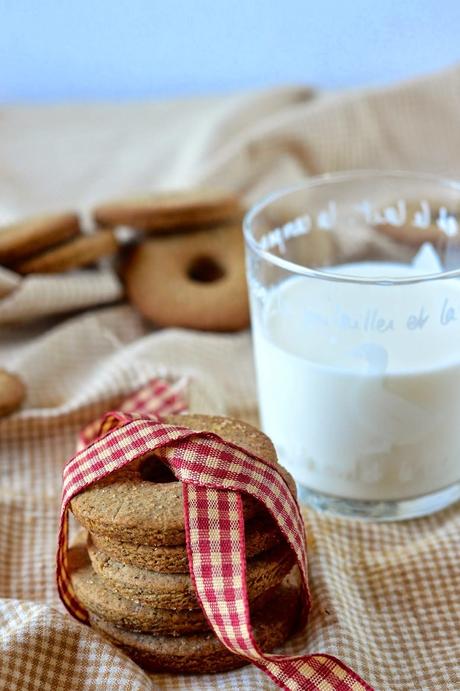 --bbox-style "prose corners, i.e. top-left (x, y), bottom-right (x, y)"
top-left (0, 305), bottom-right (459, 690)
